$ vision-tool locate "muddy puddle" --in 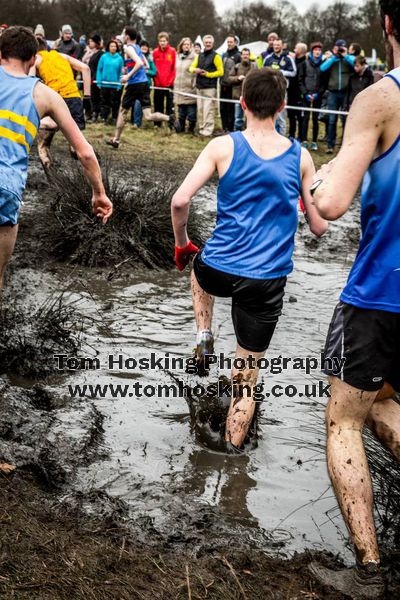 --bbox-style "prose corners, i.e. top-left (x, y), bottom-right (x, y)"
top-left (1, 158), bottom-right (370, 566)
